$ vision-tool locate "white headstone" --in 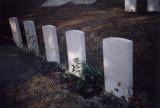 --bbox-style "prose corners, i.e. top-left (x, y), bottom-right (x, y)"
top-left (42, 25), bottom-right (60, 63)
top-left (125, 0), bottom-right (137, 12)
top-left (41, 0), bottom-right (71, 7)
top-left (23, 21), bottom-right (39, 55)
top-left (148, 0), bottom-right (160, 12)
top-left (103, 37), bottom-right (133, 100)
top-left (9, 17), bottom-right (23, 48)
top-left (66, 30), bottom-right (86, 77)
top-left (41, 0), bottom-right (96, 7)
